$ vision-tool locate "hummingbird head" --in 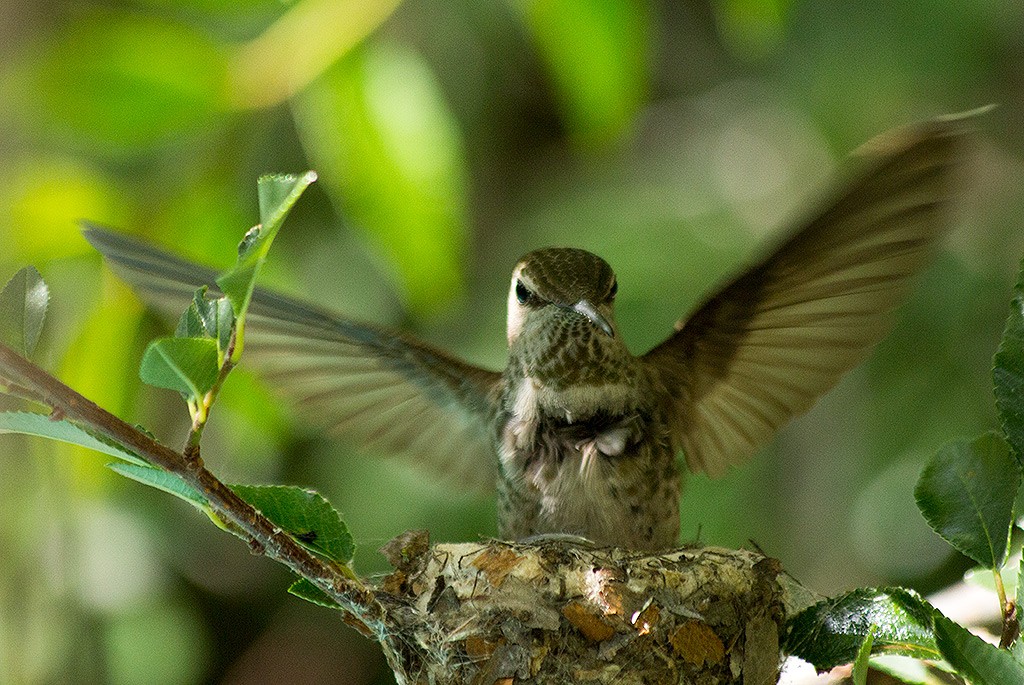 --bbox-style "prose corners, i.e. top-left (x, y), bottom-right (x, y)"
top-left (506, 248), bottom-right (618, 346)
